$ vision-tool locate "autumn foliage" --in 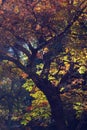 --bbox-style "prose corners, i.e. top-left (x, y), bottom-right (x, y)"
top-left (0, 0), bottom-right (87, 130)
